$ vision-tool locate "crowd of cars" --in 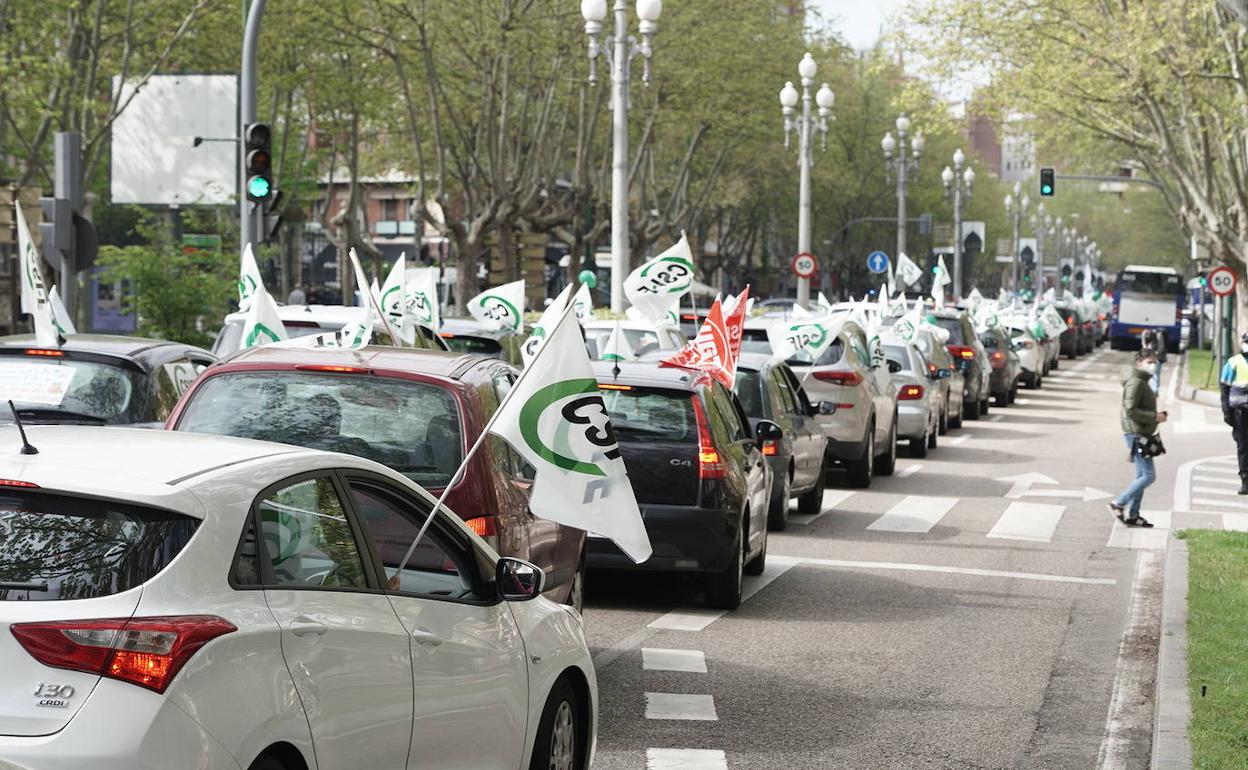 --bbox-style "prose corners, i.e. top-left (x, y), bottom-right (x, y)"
top-left (0, 289), bottom-right (1109, 770)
